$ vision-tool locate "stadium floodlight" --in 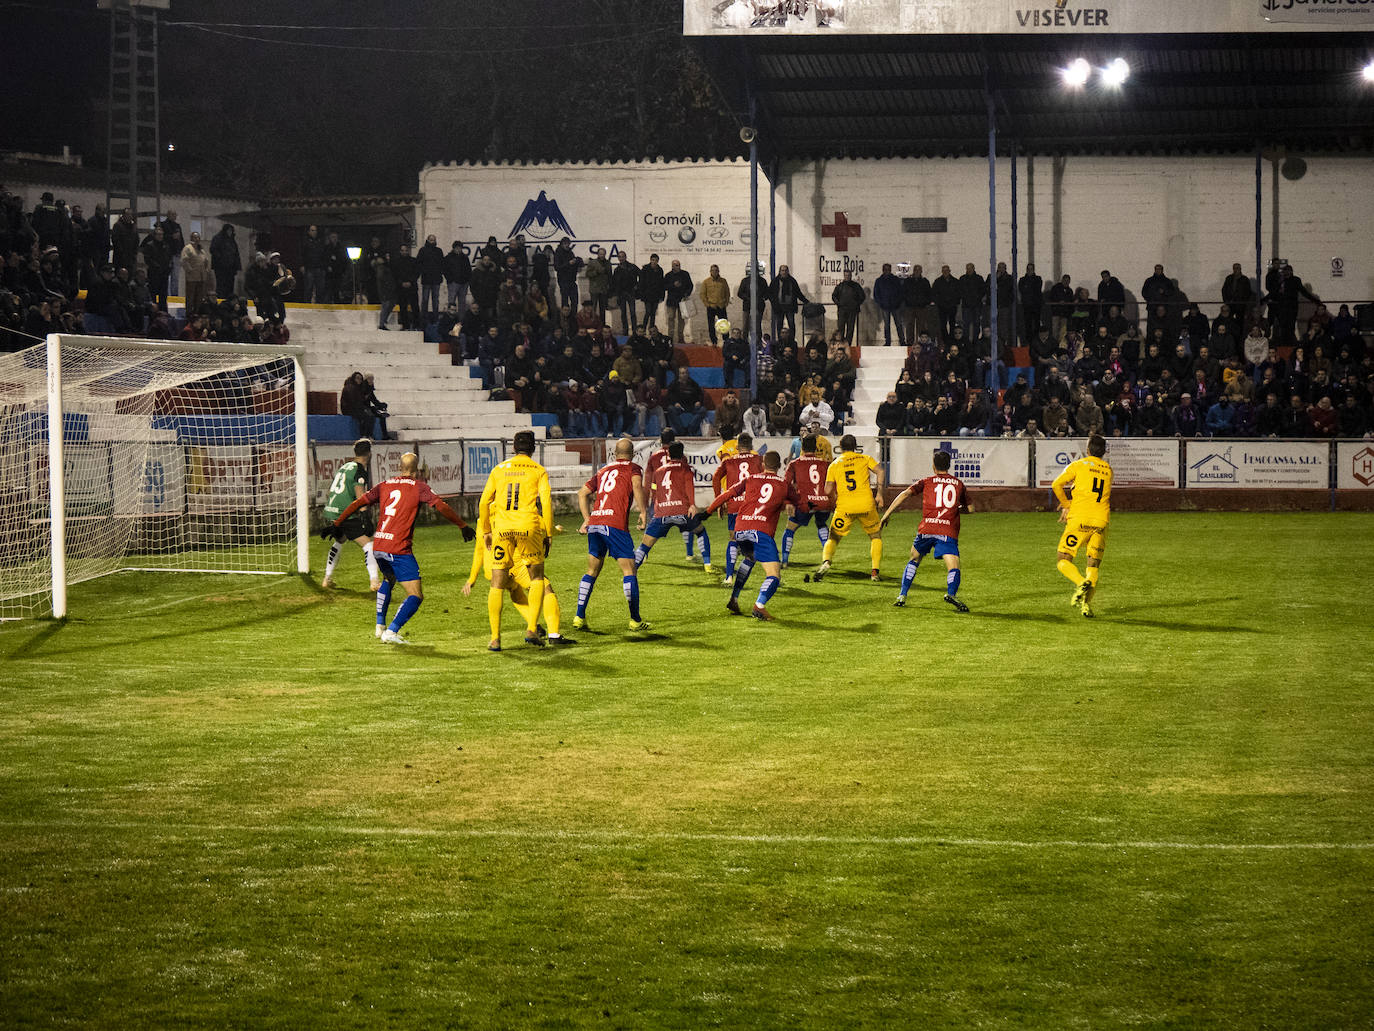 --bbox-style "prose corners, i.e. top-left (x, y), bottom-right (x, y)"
top-left (0, 335), bottom-right (309, 620)
top-left (1101, 58), bottom-right (1130, 88)
top-left (1363, 60), bottom-right (1374, 83)
top-left (1062, 58), bottom-right (1092, 88)
top-left (346, 246), bottom-right (362, 261)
